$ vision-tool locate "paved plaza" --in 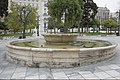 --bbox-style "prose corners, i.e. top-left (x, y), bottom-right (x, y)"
top-left (0, 36), bottom-right (120, 79)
